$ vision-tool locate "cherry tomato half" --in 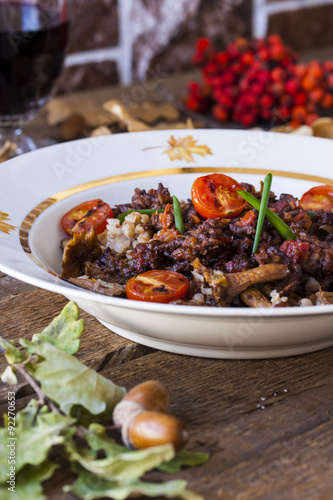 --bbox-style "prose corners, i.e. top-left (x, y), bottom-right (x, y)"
top-left (300, 185), bottom-right (333, 212)
top-left (61, 199), bottom-right (113, 236)
top-left (126, 270), bottom-right (189, 303)
top-left (191, 173), bottom-right (247, 219)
